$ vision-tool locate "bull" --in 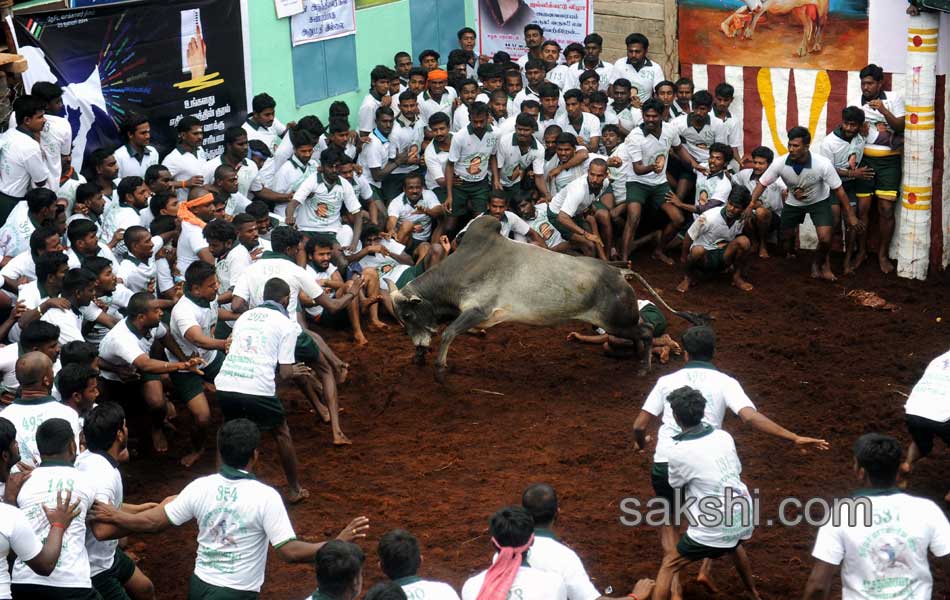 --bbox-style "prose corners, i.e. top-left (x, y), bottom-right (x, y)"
top-left (392, 216), bottom-right (707, 382)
